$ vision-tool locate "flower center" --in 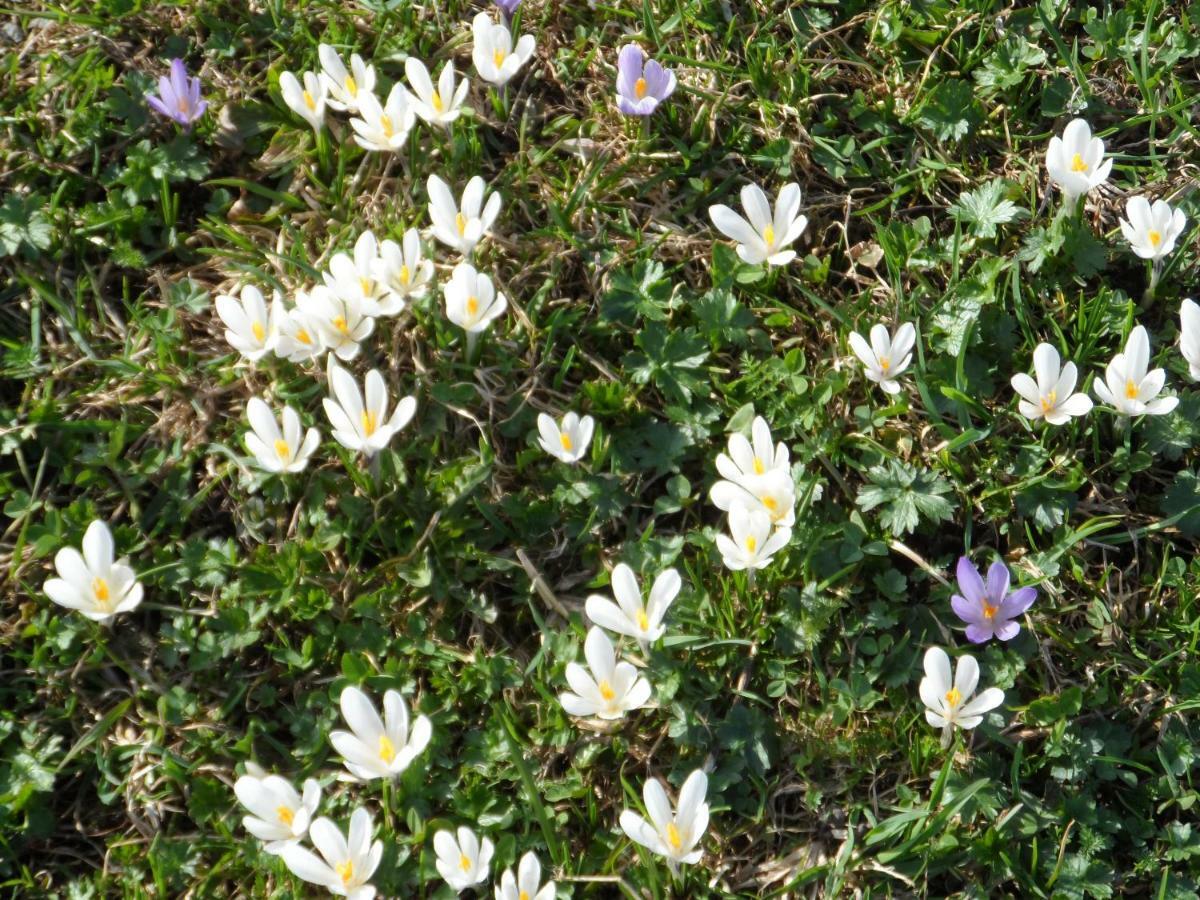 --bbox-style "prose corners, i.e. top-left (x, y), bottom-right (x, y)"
top-left (745, 536), bottom-right (757, 553)
top-left (380, 114), bottom-right (394, 137)
top-left (296, 328), bottom-right (312, 345)
top-left (752, 457), bottom-right (764, 475)
top-left (944, 687), bottom-right (962, 708)
top-left (431, 90), bottom-right (444, 113)
top-left (92, 577), bottom-right (110, 604)
top-left (456, 212), bottom-right (468, 236)
top-left (344, 75), bottom-right (357, 97)
top-left (879, 356), bottom-right (891, 372)
top-left (459, 853), bottom-right (472, 872)
top-left (637, 609), bottom-right (649, 631)
top-left (519, 893), bottom-right (529, 900)
top-left (399, 264), bottom-right (411, 285)
top-left (1125, 379), bottom-right (1139, 400)
top-left (981, 602), bottom-right (998, 620)
top-left (378, 734), bottom-right (396, 764)
top-left (177, 98), bottom-right (189, 114)
top-left (332, 315), bottom-right (349, 335)
top-left (274, 439), bottom-right (291, 460)
top-left (303, 90), bottom-right (316, 111)
top-left (559, 431), bottom-right (573, 451)
top-left (1040, 390), bottom-right (1057, 413)
top-left (252, 321), bottom-right (265, 342)
top-left (277, 805), bottom-right (295, 827)
top-left (762, 224), bottom-right (775, 246)
top-left (466, 296), bottom-right (479, 316)
top-left (493, 49), bottom-right (506, 68)
top-left (666, 822), bottom-right (682, 850)
top-left (359, 277), bottom-right (373, 297)
top-left (634, 77), bottom-right (647, 99)
top-left (1148, 229), bottom-right (1162, 246)
top-left (336, 860), bottom-right (354, 886)
top-left (598, 679), bottom-right (615, 701)
top-left (361, 410), bottom-right (378, 437)
top-left (1070, 153), bottom-right (1089, 173)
